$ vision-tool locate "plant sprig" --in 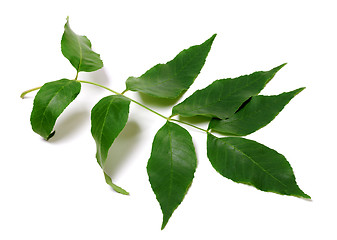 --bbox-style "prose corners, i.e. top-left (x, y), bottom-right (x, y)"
top-left (21, 17), bottom-right (310, 230)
